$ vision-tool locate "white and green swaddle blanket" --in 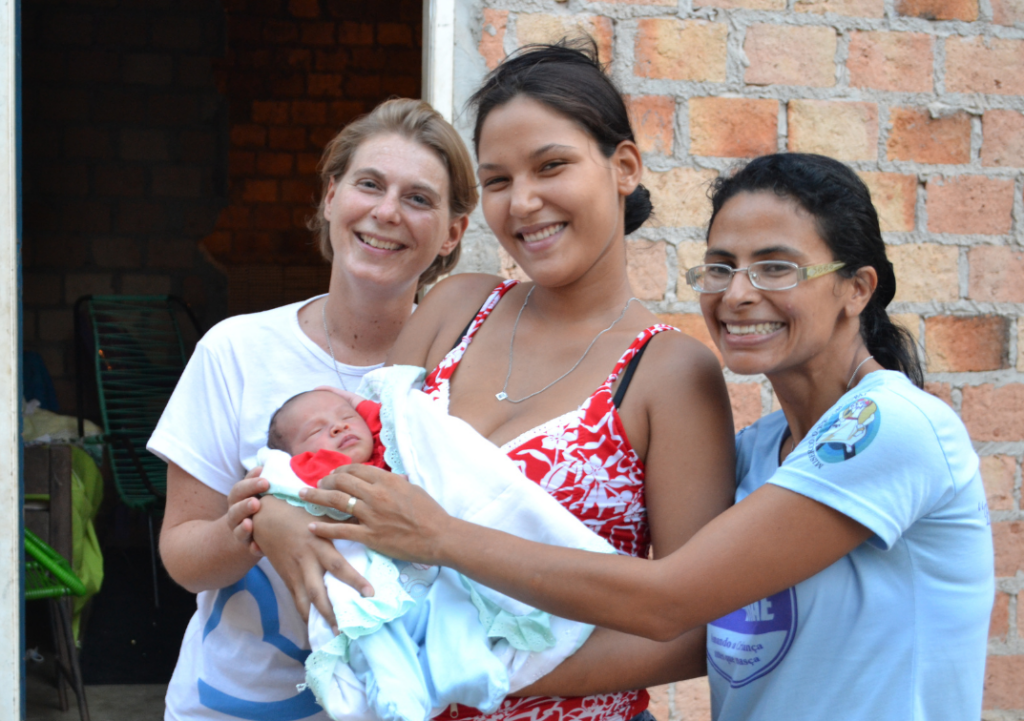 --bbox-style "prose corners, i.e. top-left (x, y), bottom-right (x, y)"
top-left (258, 365), bottom-right (617, 721)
